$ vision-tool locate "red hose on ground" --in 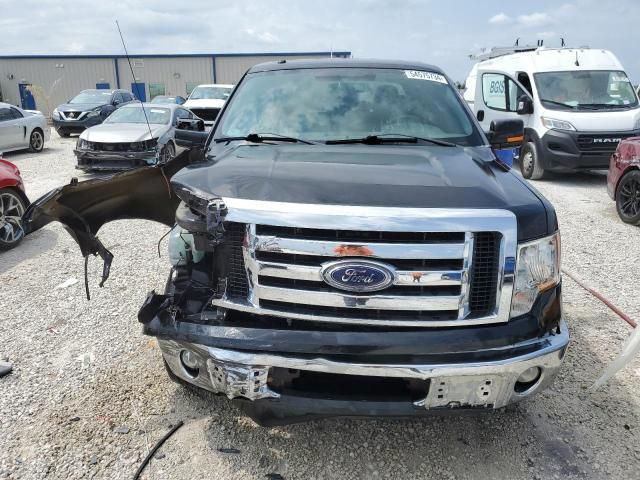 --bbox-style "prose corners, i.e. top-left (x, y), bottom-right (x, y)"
top-left (562, 268), bottom-right (637, 328)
